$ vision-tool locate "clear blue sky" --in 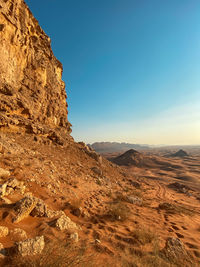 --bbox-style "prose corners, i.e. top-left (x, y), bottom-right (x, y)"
top-left (25, 0), bottom-right (200, 145)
